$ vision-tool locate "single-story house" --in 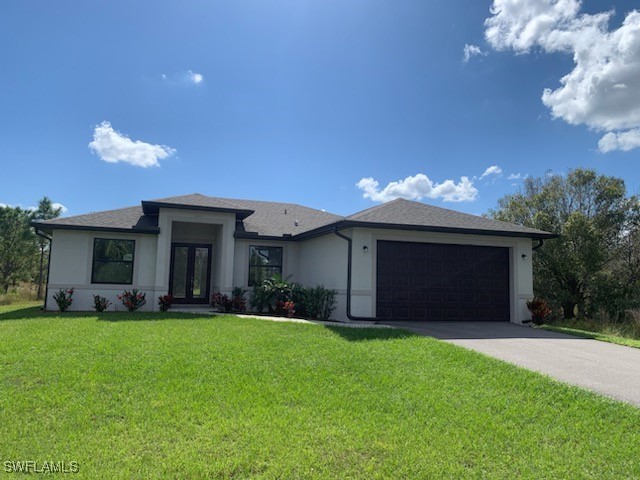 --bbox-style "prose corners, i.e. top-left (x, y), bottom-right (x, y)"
top-left (33, 193), bottom-right (556, 323)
